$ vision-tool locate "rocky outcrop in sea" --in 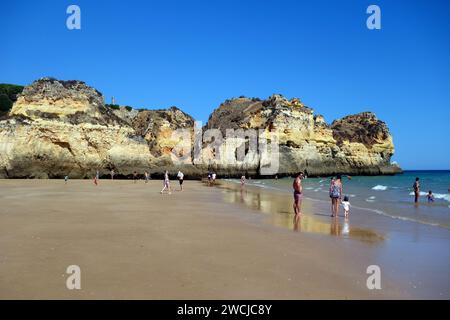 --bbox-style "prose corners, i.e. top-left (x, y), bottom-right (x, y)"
top-left (0, 78), bottom-right (401, 178)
